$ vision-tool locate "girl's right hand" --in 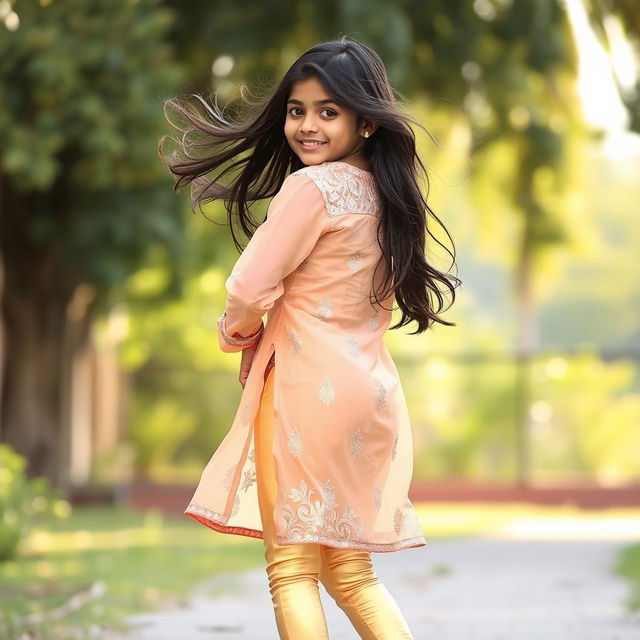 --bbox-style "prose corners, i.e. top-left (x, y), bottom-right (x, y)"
top-left (239, 342), bottom-right (259, 388)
